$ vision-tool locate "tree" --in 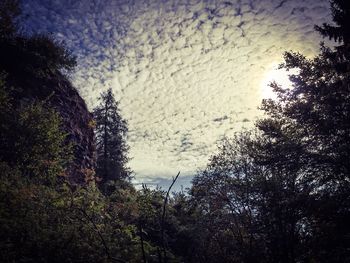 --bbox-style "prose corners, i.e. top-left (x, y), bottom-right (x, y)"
top-left (0, 76), bottom-right (141, 263)
top-left (260, 1), bottom-right (350, 260)
top-left (0, 3), bottom-right (144, 262)
top-left (190, 135), bottom-right (261, 263)
top-left (135, 184), bottom-right (183, 263)
top-left (93, 88), bottom-right (130, 189)
top-left (257, 0), bottom-right (350, 259)
top-left (251, 0), bottom-right (350, 260)
top-left (0, 2), bottom-right (76, 77)
top-left (0, 75), bottom-right (72, 185)
top-left (0, 0), bottom-right (20, 38)
top-left (190, 131), bottom-right (309, 263)
top-left (190, 1), bottom-right (350, 262)
top-left (0, 0), bottom-right (76, 100)
top-left (315, 0), bottom-right (350, 57)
